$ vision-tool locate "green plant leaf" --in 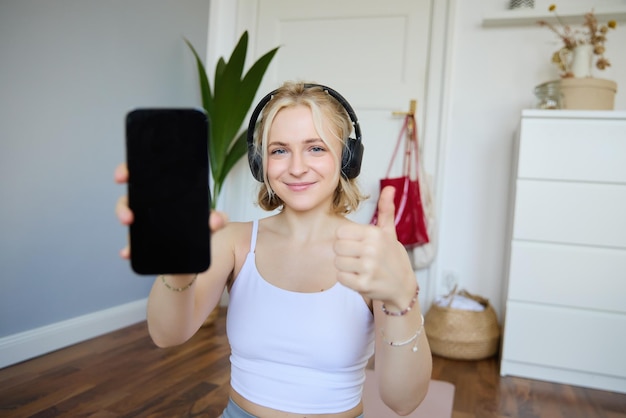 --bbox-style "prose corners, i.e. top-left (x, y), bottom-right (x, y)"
top-left (212, 33), bottom-right (248, 171)
top-left (233, 46), bottom-right (280, 138)
top-left (214, 57), bottom-right (227, 92)
top-left (185, 31), bottom-right (279, 206)
top-left (215, 31), bottom-right (247, 101)
top-left (183, 38), bottom-right (213, 115)
top-left (217, 130), bottom-right (249, 187)
top-left (210, 56), bottom-right (229, 179)
top-left (184, 38), bottom-right (218, 178)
